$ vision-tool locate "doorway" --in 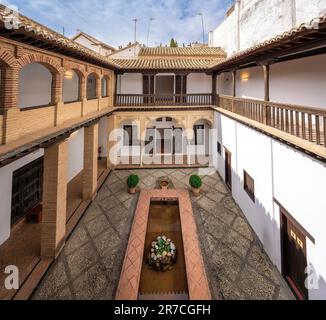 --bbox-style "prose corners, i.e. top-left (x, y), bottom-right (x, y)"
top-left (224, 148), bottom-right (232, 191)
top-left (280, 210), bottom-right (309, 300)
top-left (11, 157), bottom-right (44, 225)
top-left (155, 75), bottom-right (174, 103)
